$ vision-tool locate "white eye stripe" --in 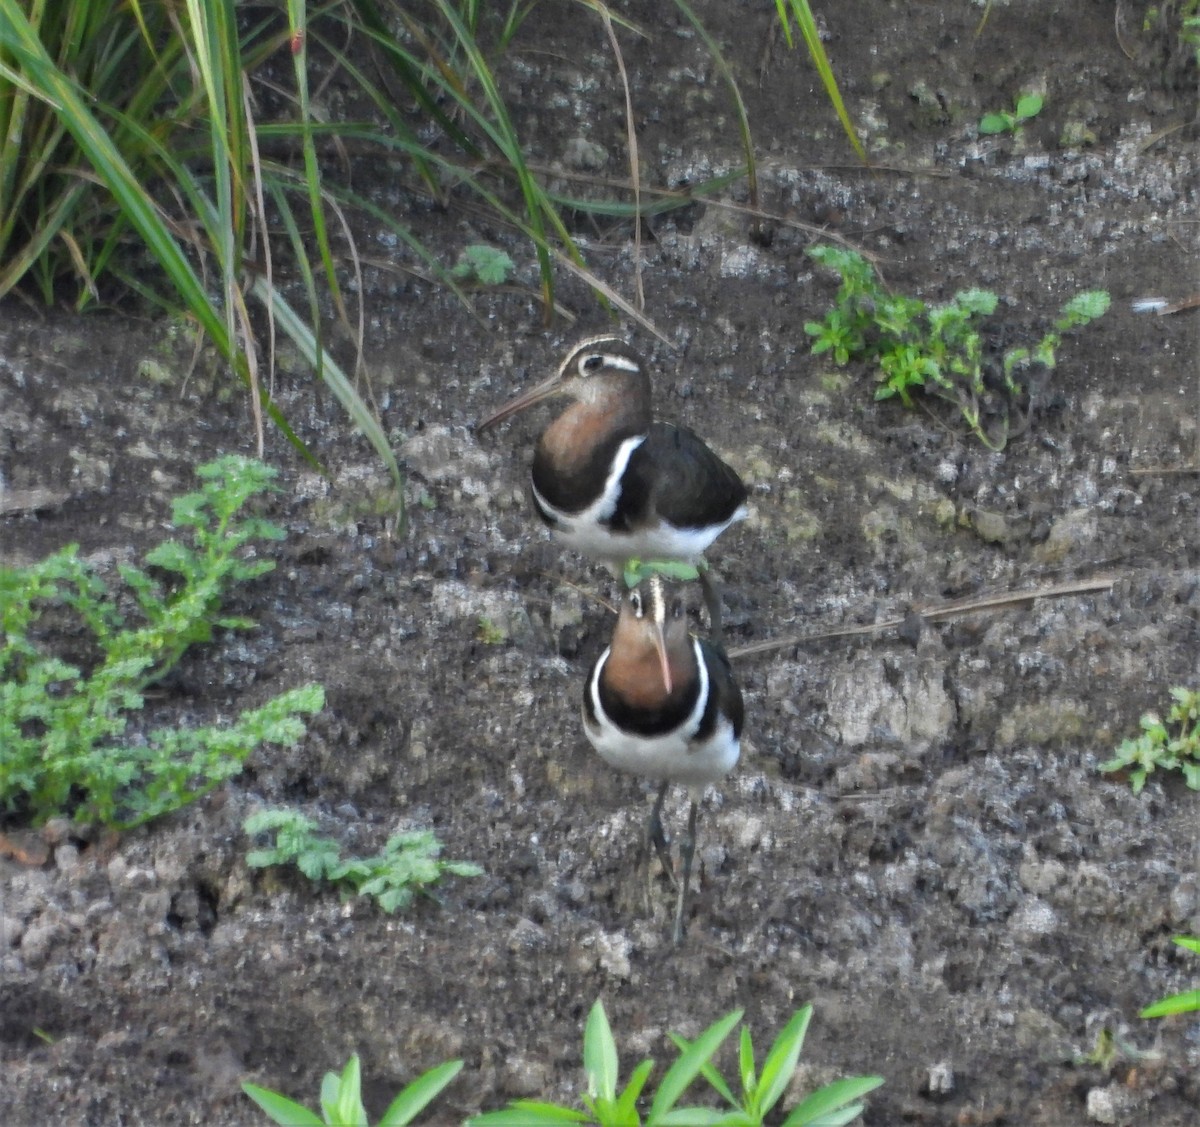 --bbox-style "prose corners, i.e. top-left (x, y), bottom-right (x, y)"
top-left (578, 352), bottom-right (639, 376)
